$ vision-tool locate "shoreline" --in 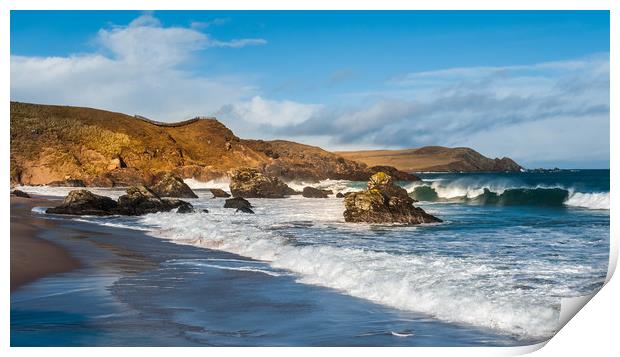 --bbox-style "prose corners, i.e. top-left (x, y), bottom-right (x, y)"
top-left (10, 196), bottom-right (81, 291)
top-left (10, 194), bottom-right (526, 346)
